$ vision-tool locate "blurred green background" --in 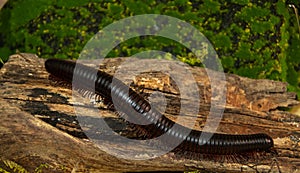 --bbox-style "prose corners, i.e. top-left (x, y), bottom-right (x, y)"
top-left (0, 0), bottom-right (300, 96)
